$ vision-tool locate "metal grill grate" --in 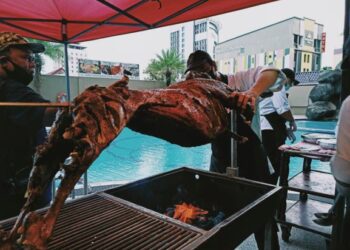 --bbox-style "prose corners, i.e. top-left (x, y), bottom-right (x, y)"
top-left (1, 194), bottom-right (202, 250)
